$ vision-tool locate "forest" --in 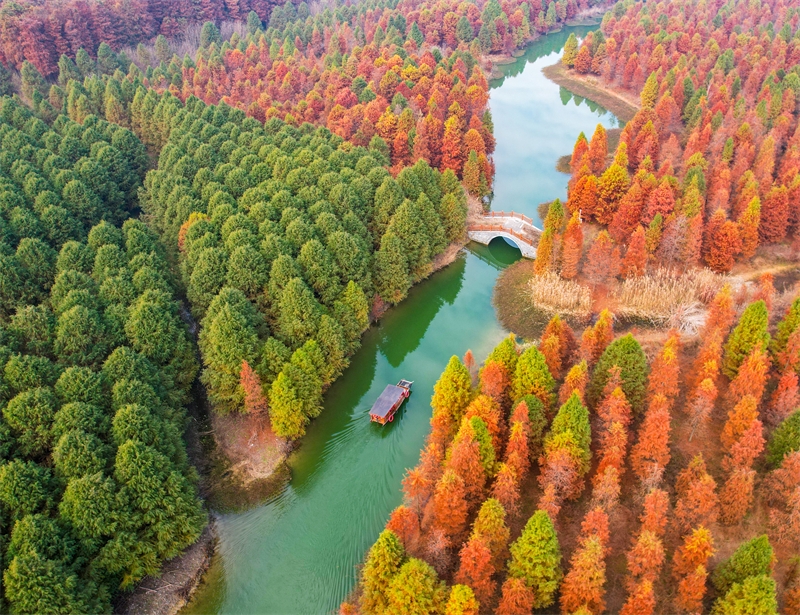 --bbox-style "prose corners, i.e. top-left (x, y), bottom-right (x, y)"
top-left (0, 0), bottom-right (798, 609)
top-left (347, 290), bottom-right (800, 614)
top-left (0, 97), bottom-right (205, 612)
top-left (344, 0), bottom-right (800, 613)
top-left (542, 0), bottom-right (800, 279)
